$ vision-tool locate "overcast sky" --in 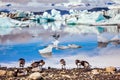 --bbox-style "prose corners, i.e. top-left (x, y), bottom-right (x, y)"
top-left (0, 0), bottom-right (115, 4)
top-left (1, 0), bottom-right (68, 4)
